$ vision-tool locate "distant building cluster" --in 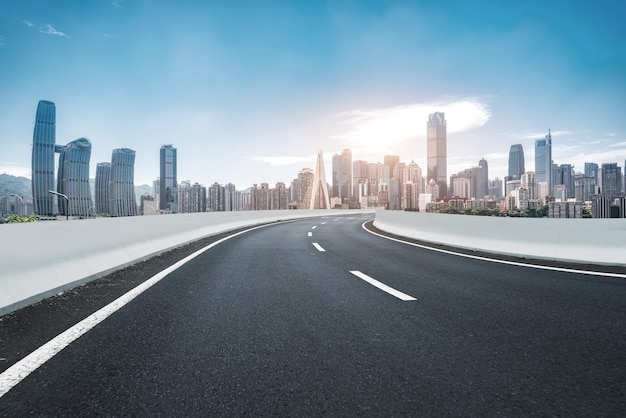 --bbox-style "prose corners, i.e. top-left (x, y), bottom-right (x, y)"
top-left (17, 100), bottom-right (626, 220)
